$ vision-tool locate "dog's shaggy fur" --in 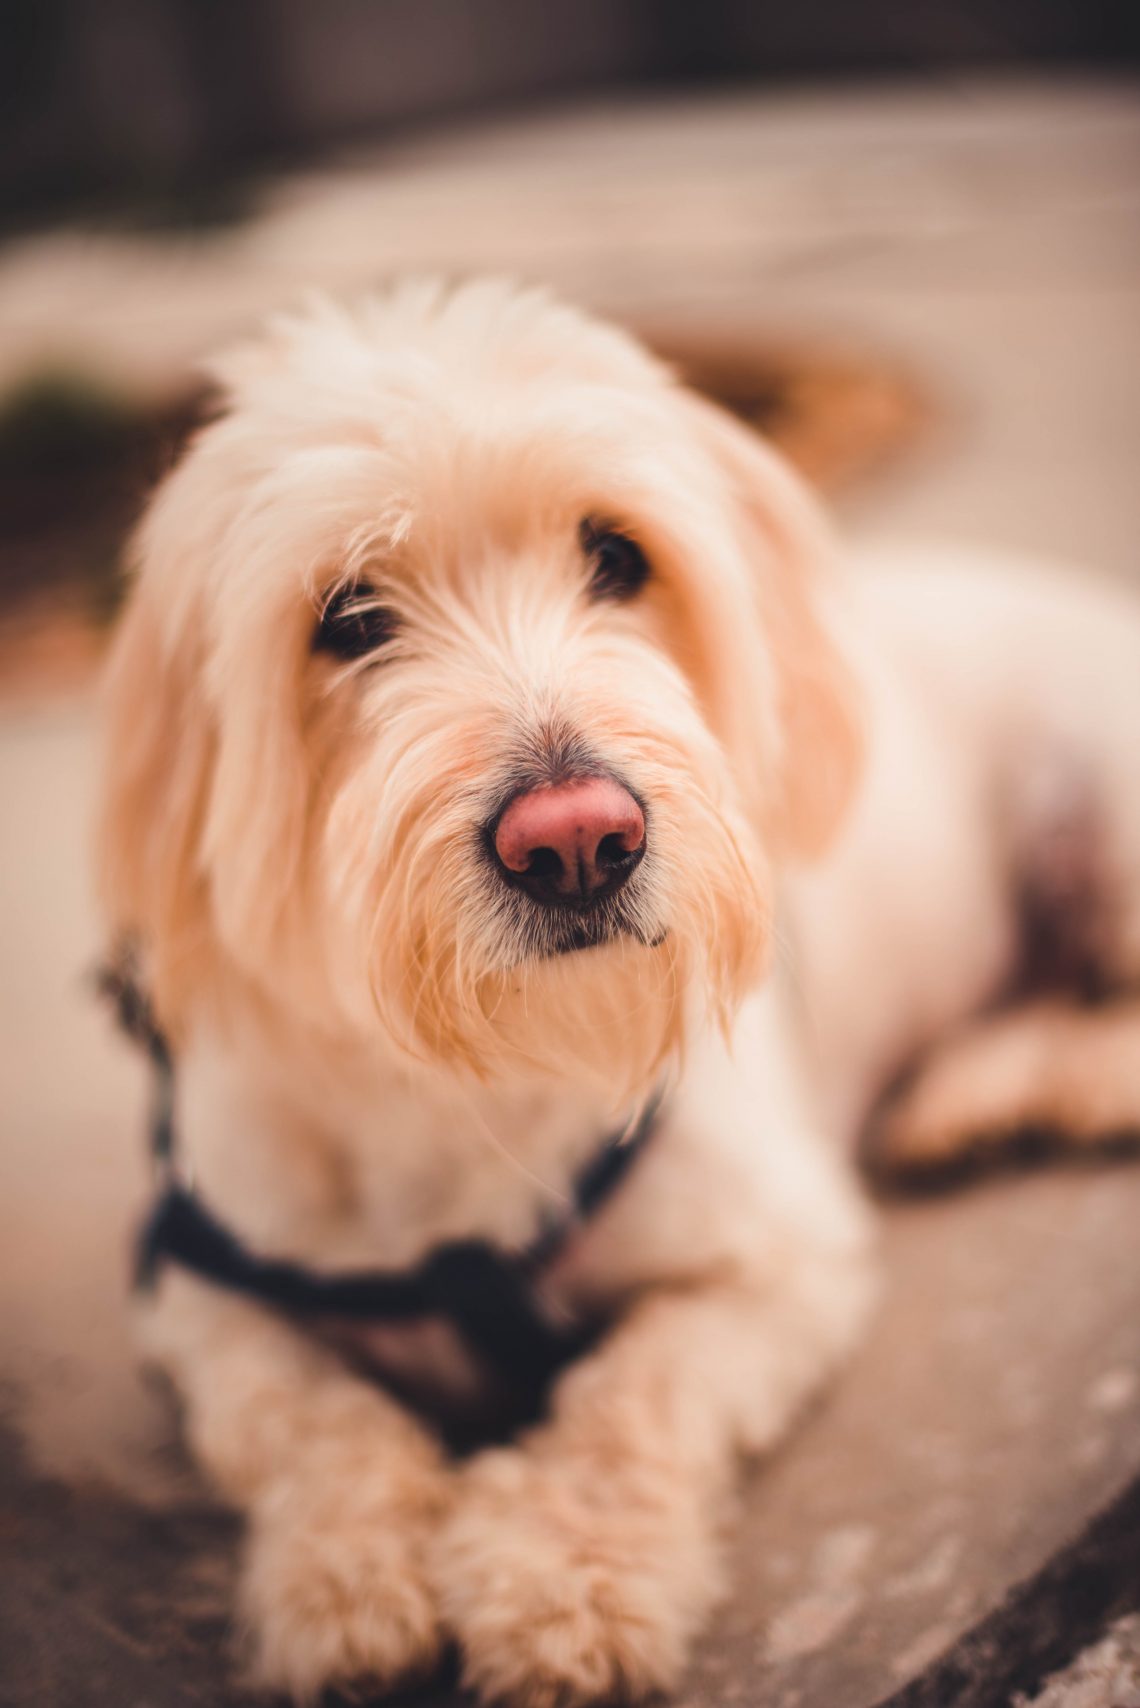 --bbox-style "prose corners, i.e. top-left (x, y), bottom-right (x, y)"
top-left (98, 279), bottom-right (1140, 1705)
